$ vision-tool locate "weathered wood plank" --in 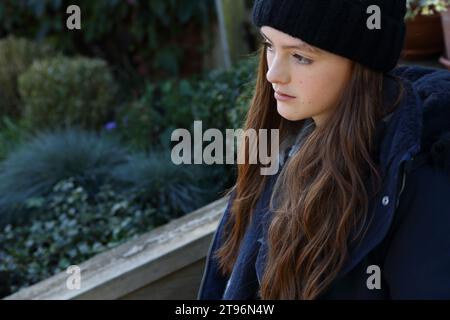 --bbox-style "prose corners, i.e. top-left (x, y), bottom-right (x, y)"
top-left (120, 259), bottom-right (207, 300)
